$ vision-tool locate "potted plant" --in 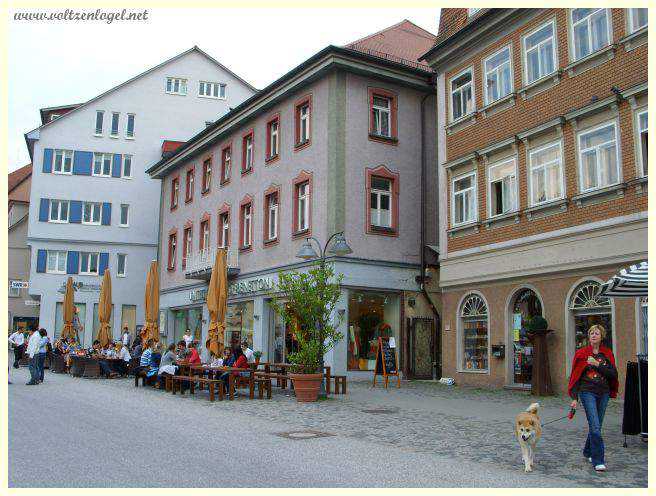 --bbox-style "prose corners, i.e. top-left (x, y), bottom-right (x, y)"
top-left (270, 263), bottom-right (344, 402)
top-left (253, 350), bottom-right (262, 367)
